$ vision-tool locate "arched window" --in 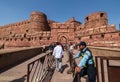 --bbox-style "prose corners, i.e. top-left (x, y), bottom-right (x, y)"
top-left (21, 38), bottom-right (23, 41)
top-left (101, 34), bottom-right (104, 38)
top-left (100, 13), bottom-right (104, 17)
top-left (28, 38), bottom-right (31, 41)
top-left (15, 38), bottom-right (17, 41)
top-left (47, 37), bottom-right (50, 40)
top-left (26, 29), bottom-right (29, 32)
top-left (86, 17), bottom-right (89, 21)
top-left (90, 35), bottom-right (92, 39)
top-left (39, 37), bottom-right (42, 40)
top-left (24, 34), bottom-right (26, 38)
top-left (78, 37), bottom-right (81, 40)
